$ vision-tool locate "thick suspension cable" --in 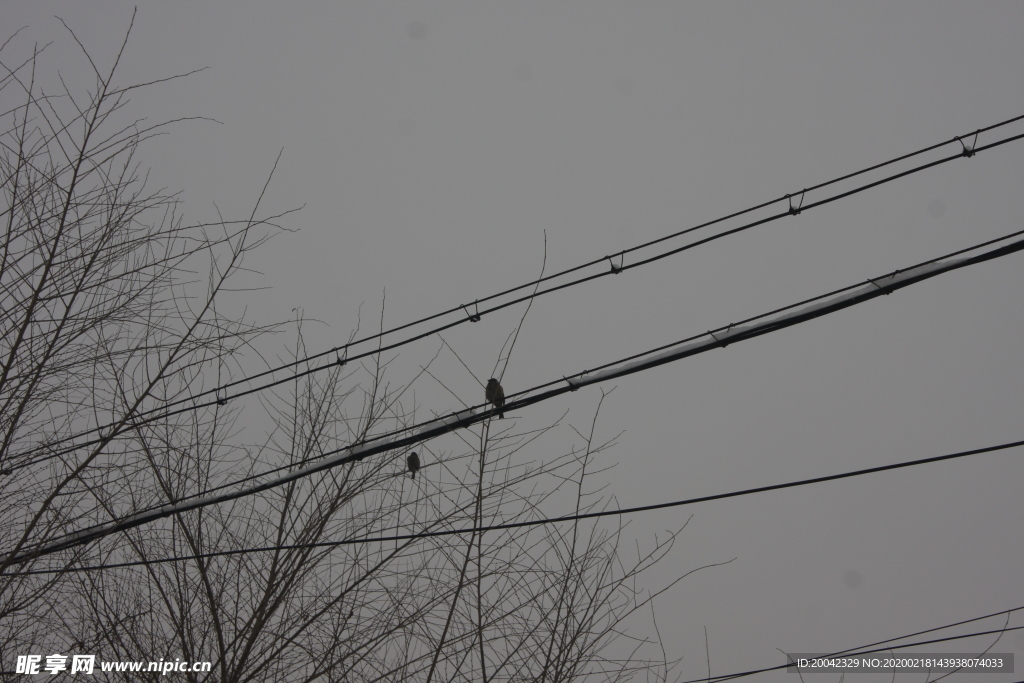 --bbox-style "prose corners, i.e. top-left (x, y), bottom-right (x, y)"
top-left (6, 228), bottom-right (1023, 565)
top-left (11, 116), bottom-right (1024, 470)
top-left (4, 438), bottom-right (1020, 575)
